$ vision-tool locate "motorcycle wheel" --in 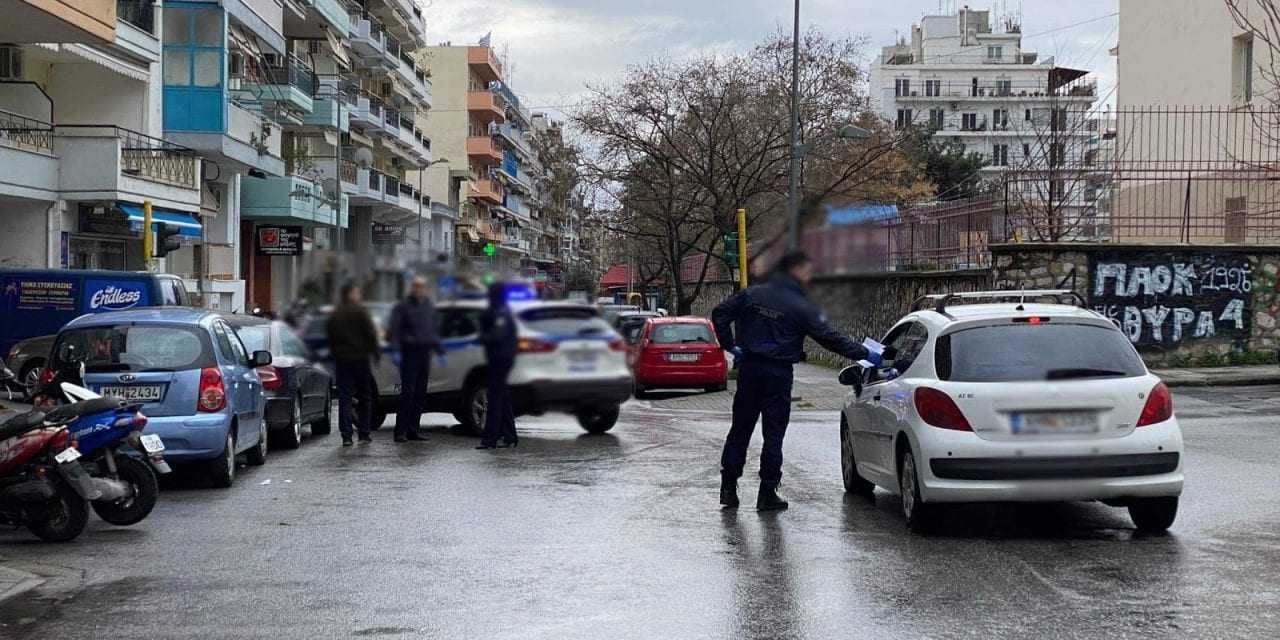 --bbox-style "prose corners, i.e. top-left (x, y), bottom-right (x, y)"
top-left (27, 473), bottom-right (90, 542)
top-left (91, 456), bottom-right (159, 526)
